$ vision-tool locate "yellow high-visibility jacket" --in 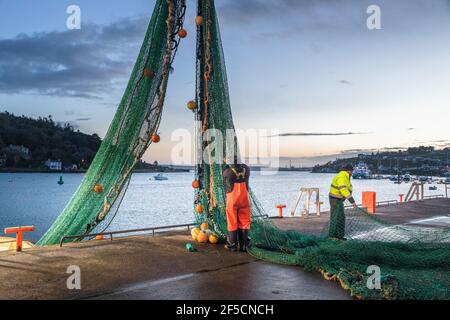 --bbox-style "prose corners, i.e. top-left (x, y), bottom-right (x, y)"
top-left (329, 171), bottom-right (353, 200)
